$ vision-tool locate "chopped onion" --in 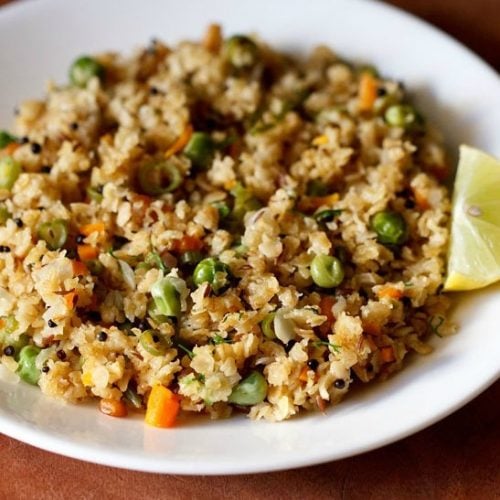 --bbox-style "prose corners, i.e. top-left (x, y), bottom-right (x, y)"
top-left (273, 308), bottom-right (296, 344)
top-left (118, 259), bottom-right (136, 290)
